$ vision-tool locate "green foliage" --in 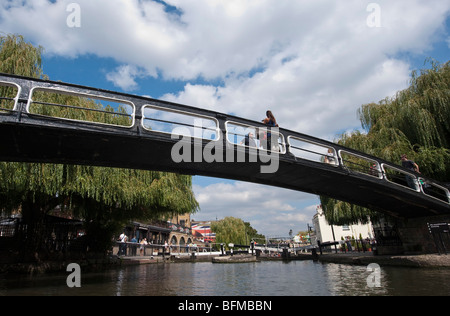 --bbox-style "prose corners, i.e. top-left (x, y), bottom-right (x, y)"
top-left (30, 89), bottom-right (133, 127)
top-left (354, 60), bottom-right (450, 180)
top-left (359, 60), bottom-right (450, 149)
top-left (0, 34), bottom-right (44, 112)
top-left (244, 221), bottom-right (266, 242)
top-left (322, 60), bottom-right (450, 225)
top-left (320, 195), bottom-right (380, 226)
top-left (212, 217), bottom-right (248, 248)
top-left (0, 33), bottom-right (199, 256)
top-left (0, 34), bottom-right (44, 79)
